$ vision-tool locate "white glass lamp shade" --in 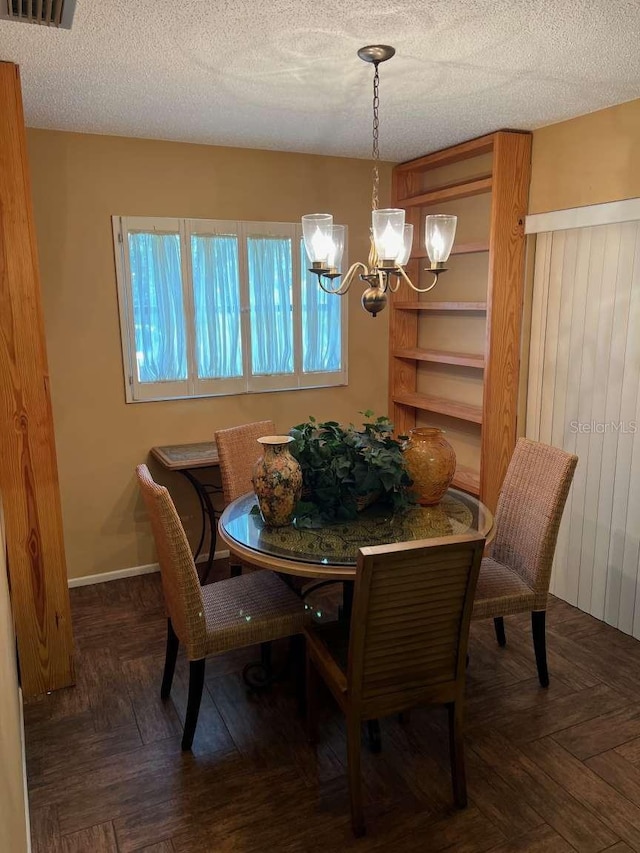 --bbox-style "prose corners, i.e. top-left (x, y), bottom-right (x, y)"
top-left (302, 213), bottom-right (333, 264)
top-left (372, 208), bottom-right (405, 261)
top-left (424, 214), bottom-right (457, 264)
top-left (395, 224), bottom-right (414, 267)
top-left (327, 225), bottom-right (345, 271)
